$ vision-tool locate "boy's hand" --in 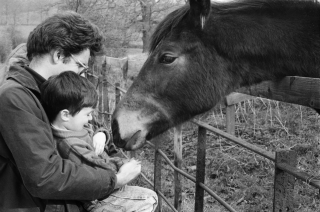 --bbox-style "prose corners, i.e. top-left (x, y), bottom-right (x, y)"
top-left (92, 132), bottom-right (106, 155)
top-left (115, 158), bottom-right (141, 188)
